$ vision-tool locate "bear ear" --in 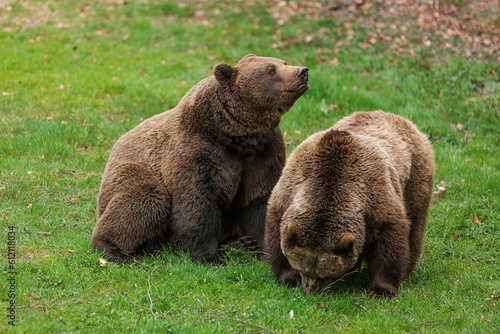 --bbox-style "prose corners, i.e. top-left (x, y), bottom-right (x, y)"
top-left (336, 233), bottom-right (354, 252)
top-left (287, 222), bottom-right (302, 246)
top-left (214, 63), bottom-right (236, 83)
